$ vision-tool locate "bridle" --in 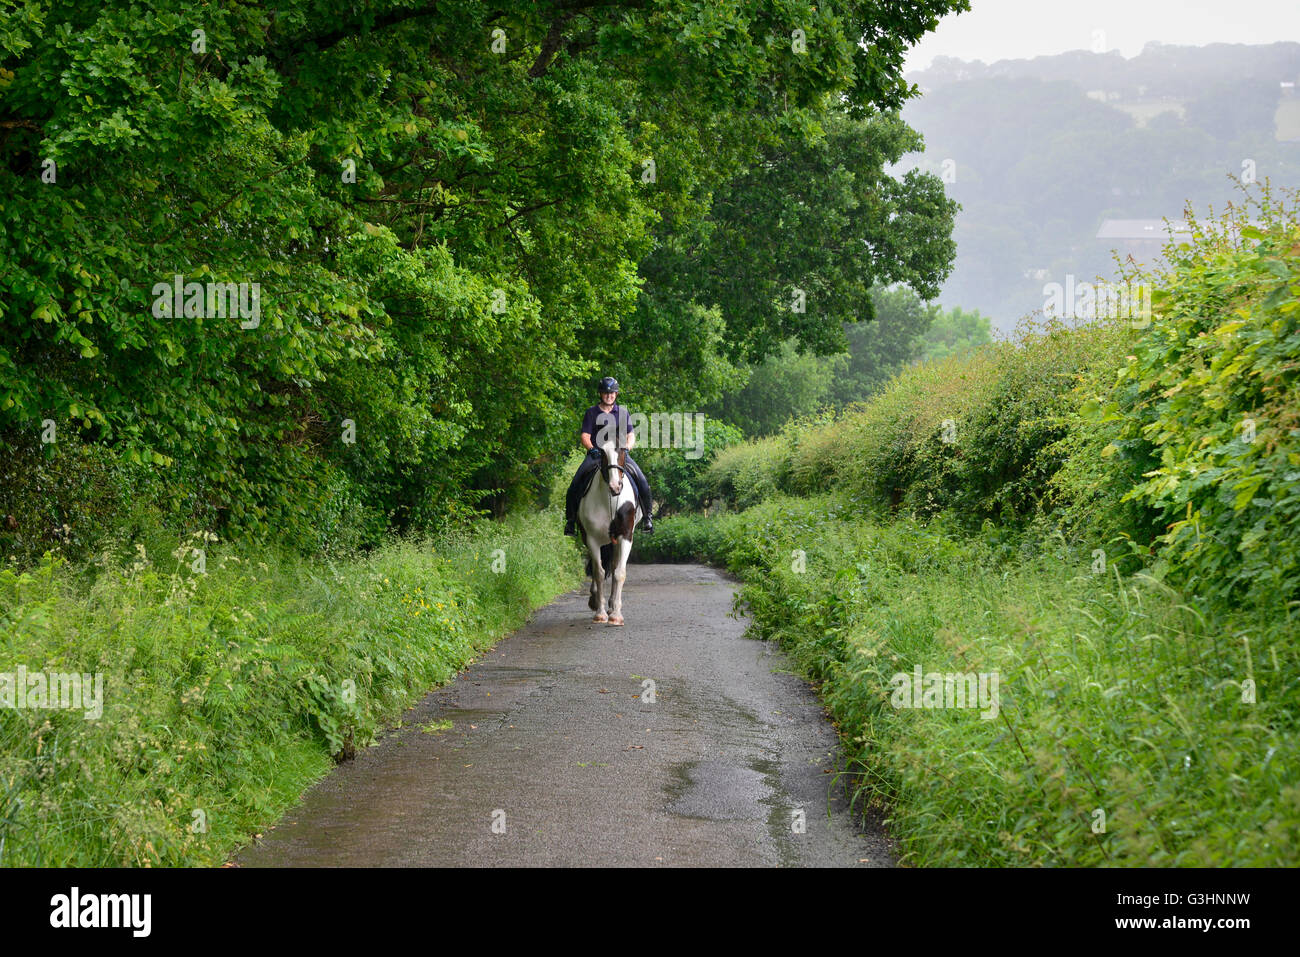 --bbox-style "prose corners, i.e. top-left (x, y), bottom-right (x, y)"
top-left (594, 395), bottom-right (632, 513)
top-left (598, 445), bottom-right (630, 510)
